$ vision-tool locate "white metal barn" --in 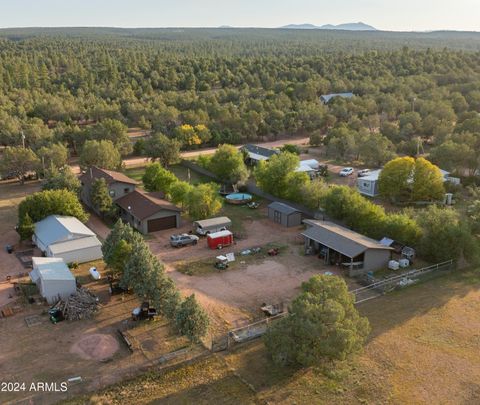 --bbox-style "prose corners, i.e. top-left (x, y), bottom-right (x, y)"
top-left (30, 257), bottom-right (76, 304)
top-left (33, 215), bottom-right (102, 264)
